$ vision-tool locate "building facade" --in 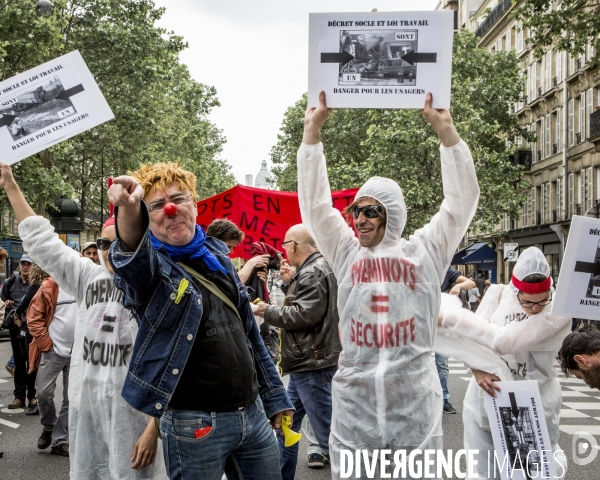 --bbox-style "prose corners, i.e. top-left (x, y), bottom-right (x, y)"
top-left (437, 0), bottom-right (600, 285)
